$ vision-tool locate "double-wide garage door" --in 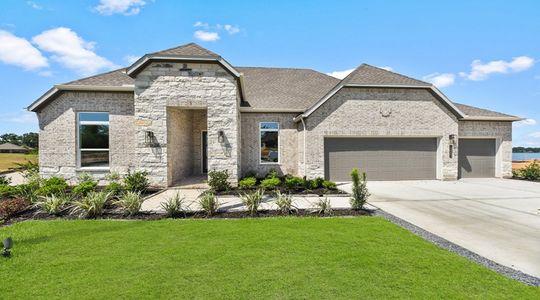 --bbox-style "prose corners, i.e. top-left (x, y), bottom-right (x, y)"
top-left (324, 137), bottom-right (437, 181)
